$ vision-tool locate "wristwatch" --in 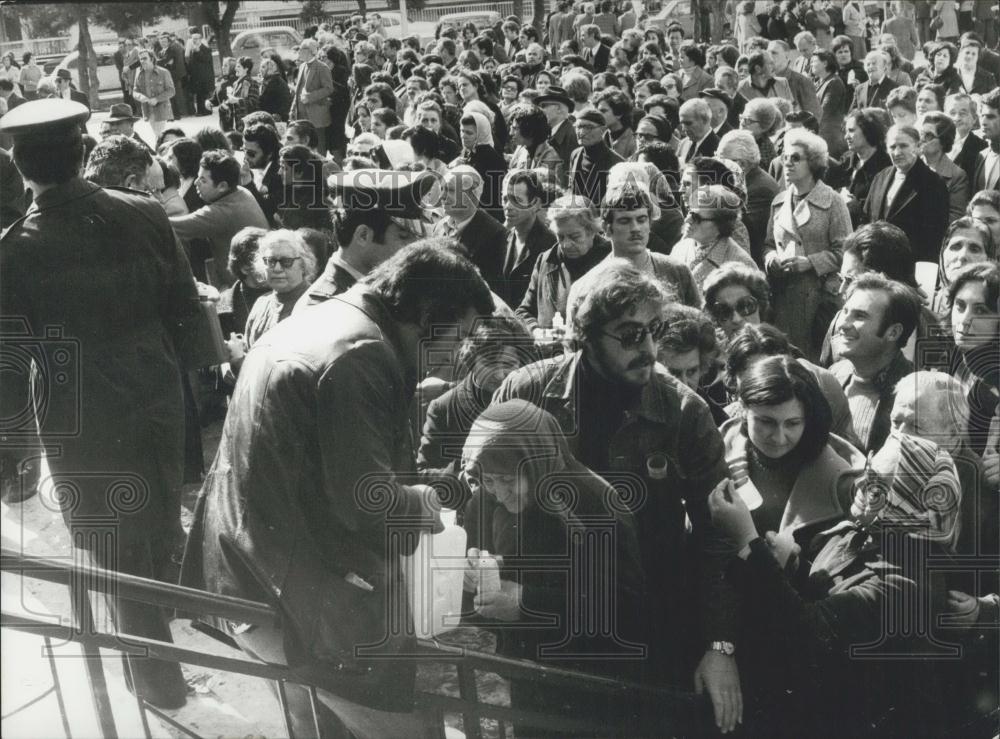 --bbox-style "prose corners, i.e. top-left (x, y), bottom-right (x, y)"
top-left (709, 640), bottom-right (736, 656)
